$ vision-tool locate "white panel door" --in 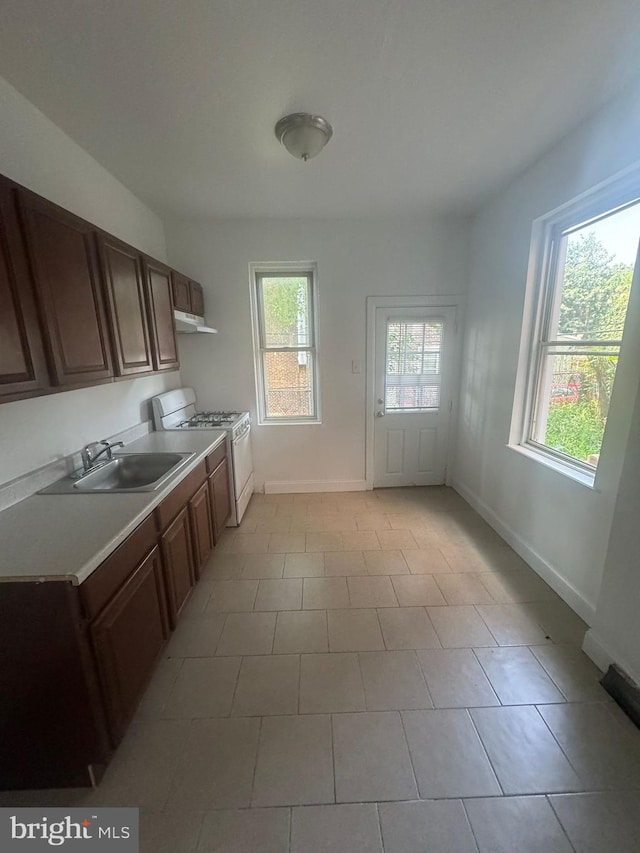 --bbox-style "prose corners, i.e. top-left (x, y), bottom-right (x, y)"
top-left (373, 306), bottom-right (456, 487)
